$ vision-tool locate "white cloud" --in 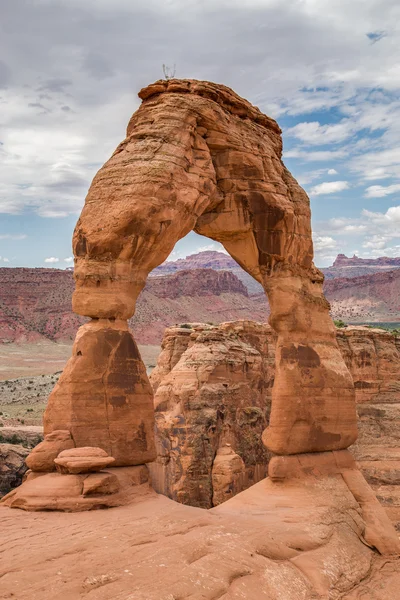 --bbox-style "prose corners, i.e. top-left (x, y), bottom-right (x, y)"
top-left (364, 183), bottom-right (400, 198)
top-left (3, 258), bottom-right (10, 263)
top-left (44, 257), bottom-right (59, 263)
top-left (362, 205), bottom-right (400, 226)
top-left (195, 243), bottom-right (227, 254)
top-left (310, 181), bottom-right (349, 195)
top-left (0, 234), bottom-right (27, 240)
top-left (327, 168), bottom-right (338, 175)
top-left (286, 121), bottom-right (353, 145)
top-left (284, 149), bottom-right (346, 162)
top-left (64, 257), bottom-right (74, 263)
top-left (296, 169), bottom-right (326, 185)
top-left (313, 235), bottom-right (338, 251)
